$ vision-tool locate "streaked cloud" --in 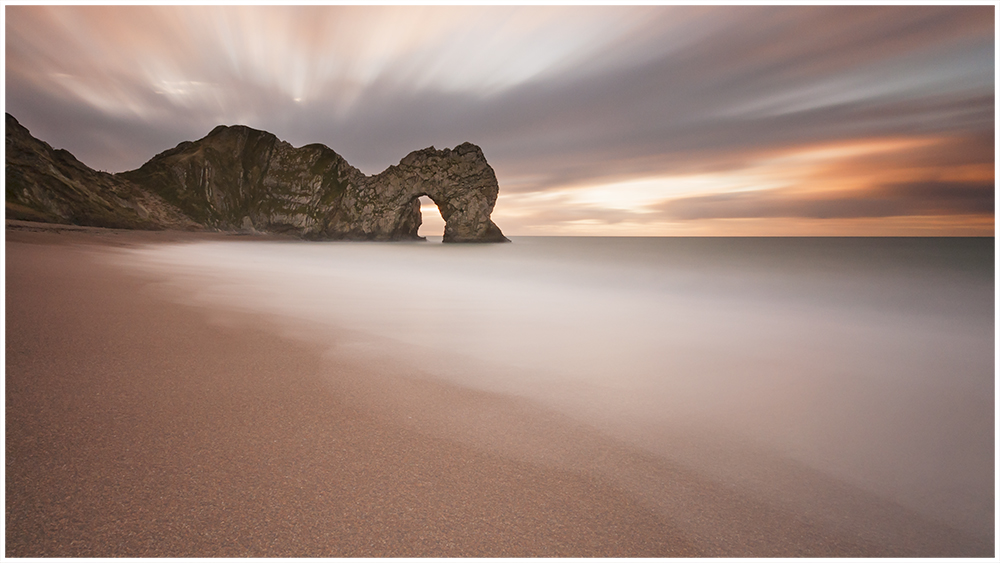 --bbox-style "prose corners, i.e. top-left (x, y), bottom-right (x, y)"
top-left (661, 181), bottom-right (994, 221)
top-left (4, 5), bottom-right (993, 235)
